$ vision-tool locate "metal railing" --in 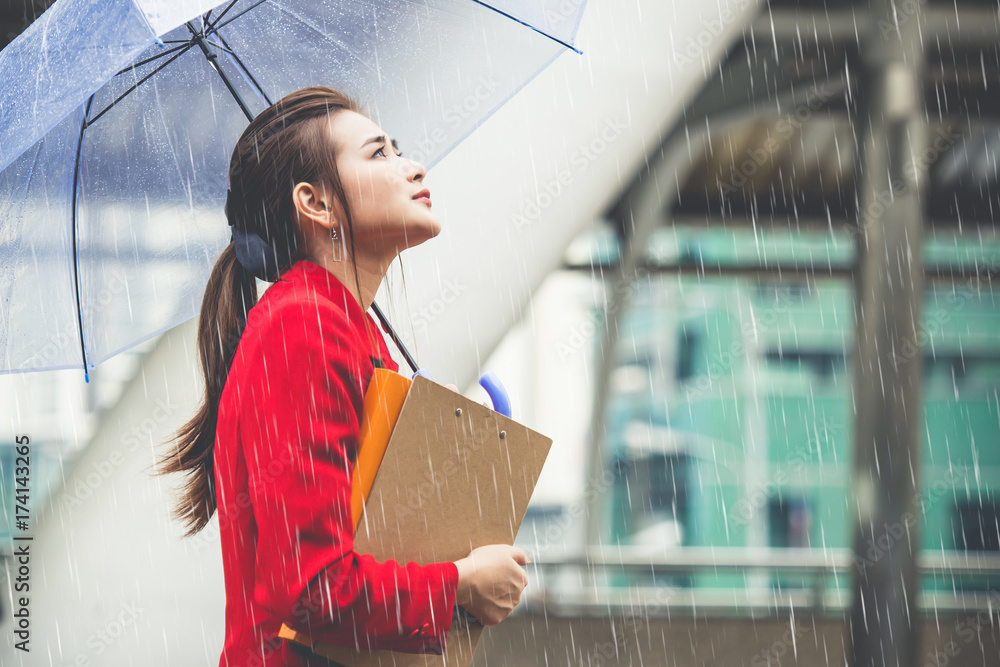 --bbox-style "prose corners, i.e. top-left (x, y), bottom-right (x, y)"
top-left (522, 547), bottom-right (1000, 617)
